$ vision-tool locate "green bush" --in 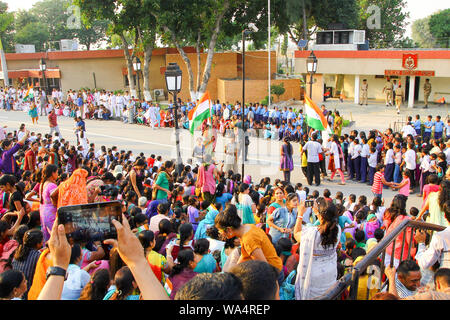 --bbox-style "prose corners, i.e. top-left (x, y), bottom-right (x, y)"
top-left (260, 95), bottom-right (273, 106)
top-left (270, 83), bottom-right (285, 101)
